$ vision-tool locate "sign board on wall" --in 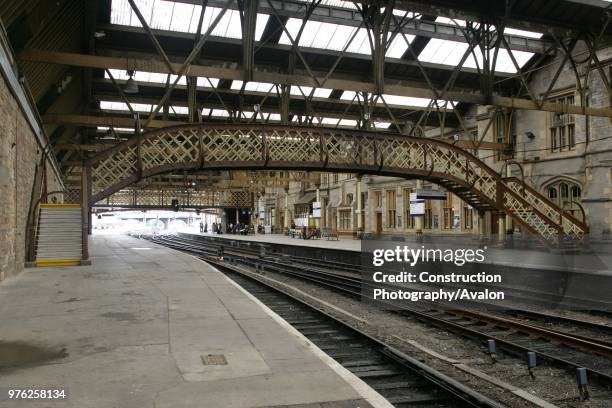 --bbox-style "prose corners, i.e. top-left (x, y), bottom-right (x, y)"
top-left (416, 188), bottom-right (447, 200)
top-left (259, 210), bottom-right (265, 220)
top-left (312, 201), bottom-right (321, 218)
top-left (294, 218), bottom-right (308, 227)
top-left (409, 193), bottom-right (425, 216)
